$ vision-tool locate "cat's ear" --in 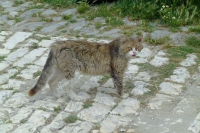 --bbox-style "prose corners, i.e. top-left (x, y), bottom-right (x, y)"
top-left (137, 36), bottom-right (143, 42)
